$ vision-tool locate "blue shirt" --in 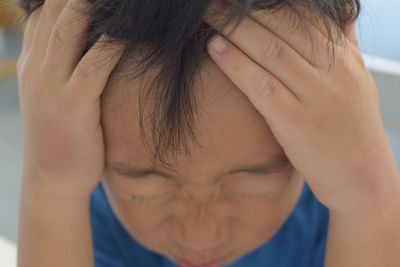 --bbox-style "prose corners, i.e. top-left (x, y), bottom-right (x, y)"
top-left (90, 181), bottom-right (329, 267)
